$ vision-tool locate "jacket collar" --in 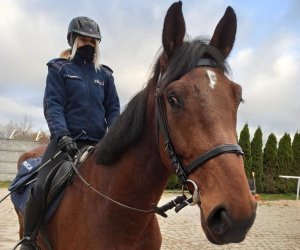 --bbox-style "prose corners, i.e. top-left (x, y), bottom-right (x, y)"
top-left (72, 52), bottom-right (94, 67)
